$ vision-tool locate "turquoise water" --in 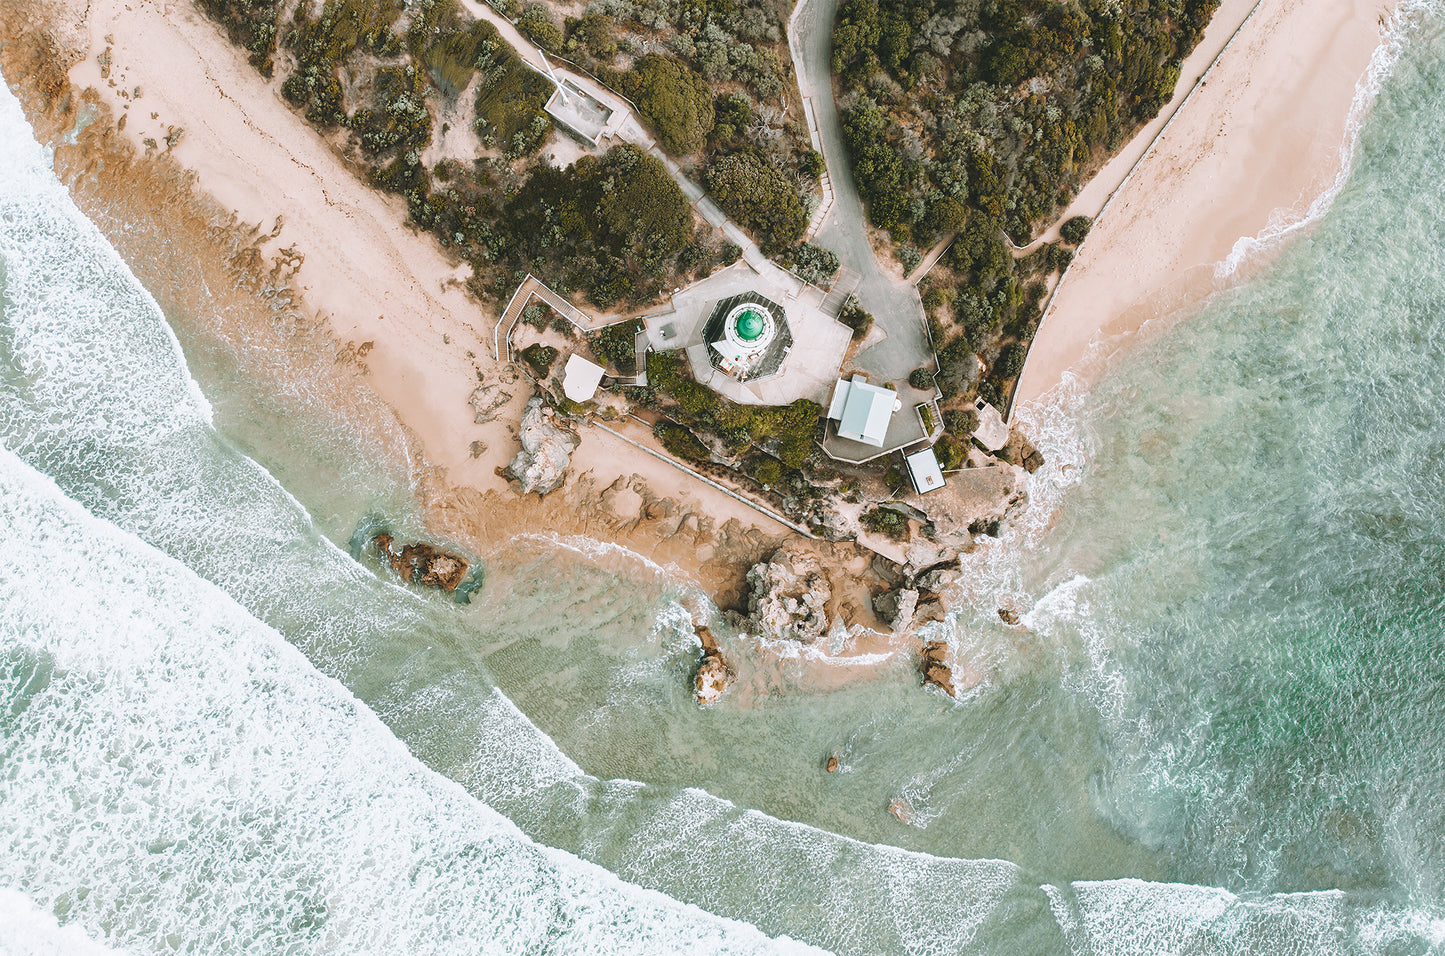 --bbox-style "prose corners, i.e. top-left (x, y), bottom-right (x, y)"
top-left (5, 2), bottom-right (1445, 950)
